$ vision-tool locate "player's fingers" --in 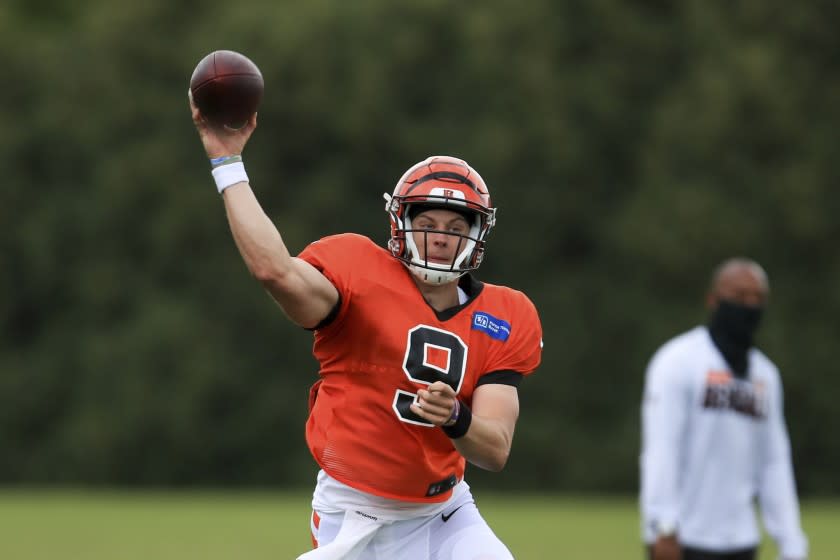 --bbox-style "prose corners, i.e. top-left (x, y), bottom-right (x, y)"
top-left (410, 402), bottom-right (434, 420)
top-left (427, 381), bottom-right (455, 396)
top-left (419, 401), bottom-right (450, 418)
top-left (410, 403), bottom-right (448, 425)
top-left (190, 104), bottom-right (207, 128)
top-left (418, 388), bottom-right (454, 408)
top-left (240, 114), bottom-right (258, 135)
top-left (413, 392), bottom-right (451, 414)
top-left (238, 122), bottom-right (257, 136)
top-left (187, 91), bottom-right (207, 128)
top-left (415, 392), bottom-right (451, 418)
